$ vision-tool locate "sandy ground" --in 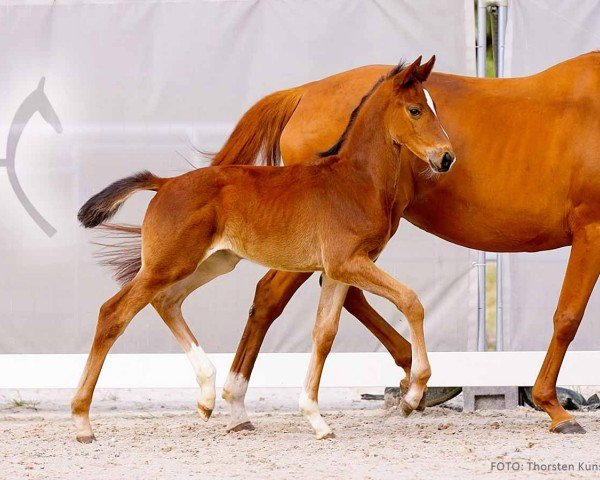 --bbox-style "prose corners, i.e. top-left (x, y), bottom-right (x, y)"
top-left (1, 388), bottom-right (600, 480)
